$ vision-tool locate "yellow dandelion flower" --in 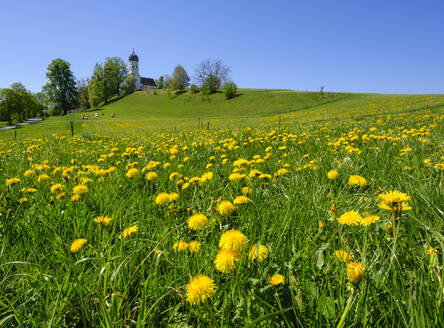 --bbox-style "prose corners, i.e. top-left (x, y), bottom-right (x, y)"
top-left (327, 169), bottom-right (339, 180)
top-left (118, 225), bottom-right (138, 239)
top-left (219, 229), bottom-right (248, 252)
top-left (169, 172), bottom-right (181, 181)
top-left (427, 247), bottom-right (438, 257)
top-left (346, 262), bottom-right (365, 284)
top-left (186, 274), bottom-right (216, 305)
top-left (229, 173), bottom-right (247, 182)
top-left (378, 201), bottom-right (412, 212)
top-left (218, 200), bottom-right (236, 215)
top-left (269, 274), bottom-right (285, 286)
top-left (338, 211), bottom-right (362, 226)
top-left (126, 168), bottom-right (139, 178)
top-left (18, 197), bottom-right (28, 204)
top-left (248, 244), bottom-right (269, 262)
top-left (182, 182), bottom-right (190, 190)
top-left (169, 192), bottom-right (179, 202)
top-left (348, 175), bottom-right (368, 187)
top-left (37, 174), bottom-right (50, 182)
top-left (73, 184), bottom-right (88, 195)
top-left (172, 240), bottom-right (189, 252)
top-left (201, 171), bottom-right (213, 182)
top-left (24, 169), bottom-right (35, 178)
top-left (360, 215), bottom-right (380, 226)
top-left (155, 192), bottom-right (171, 205)
top-left (233, 195), bottom-right (249, 205)
top-left (334, 250), bottom-right (352, 263)
top-left (6, 178), bottom-right (20, 187)
top-left (94, 215), bottom-right (111, 226)
top-left (241, 186), bottom-right (251, 194)
top-left (70, 238), bottom-right (87, 253)
top-left (50, 183), bottom-right (64, 193)
top-left (146, 171), bottom-right (158, 181)
top-left (214, 249), bottom-right (240, 273)
top-left (188, 240), bottom-right (201, 254)
top-left (70, 194), bottom-right (80, 202)
top-left (188, 213), bottom-right (209, 231)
